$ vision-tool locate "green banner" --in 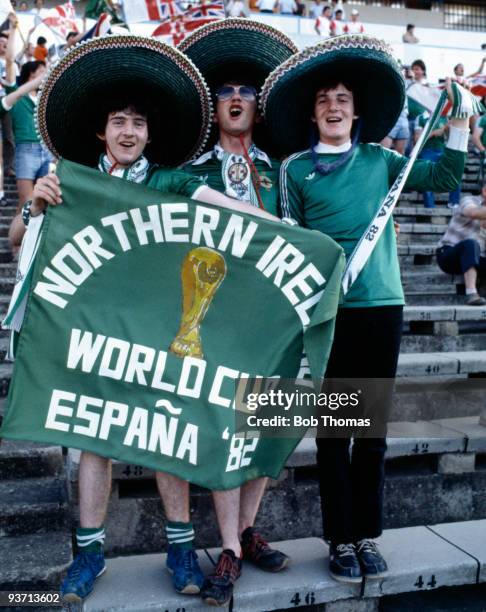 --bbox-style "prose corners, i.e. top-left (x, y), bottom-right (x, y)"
top-left (1, 160), bottom-right (344, 489)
